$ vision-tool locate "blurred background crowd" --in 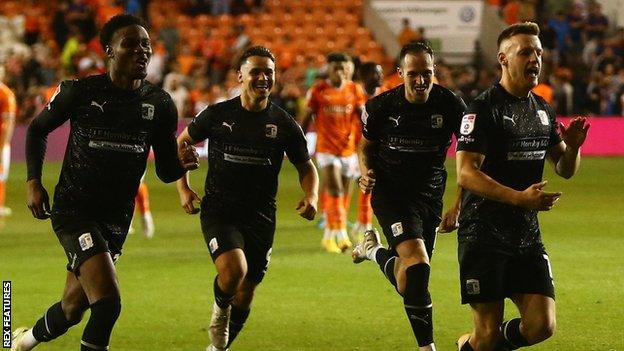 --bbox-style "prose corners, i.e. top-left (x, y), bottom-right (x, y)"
top-left (0, 0), bottom-right (623, 128)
